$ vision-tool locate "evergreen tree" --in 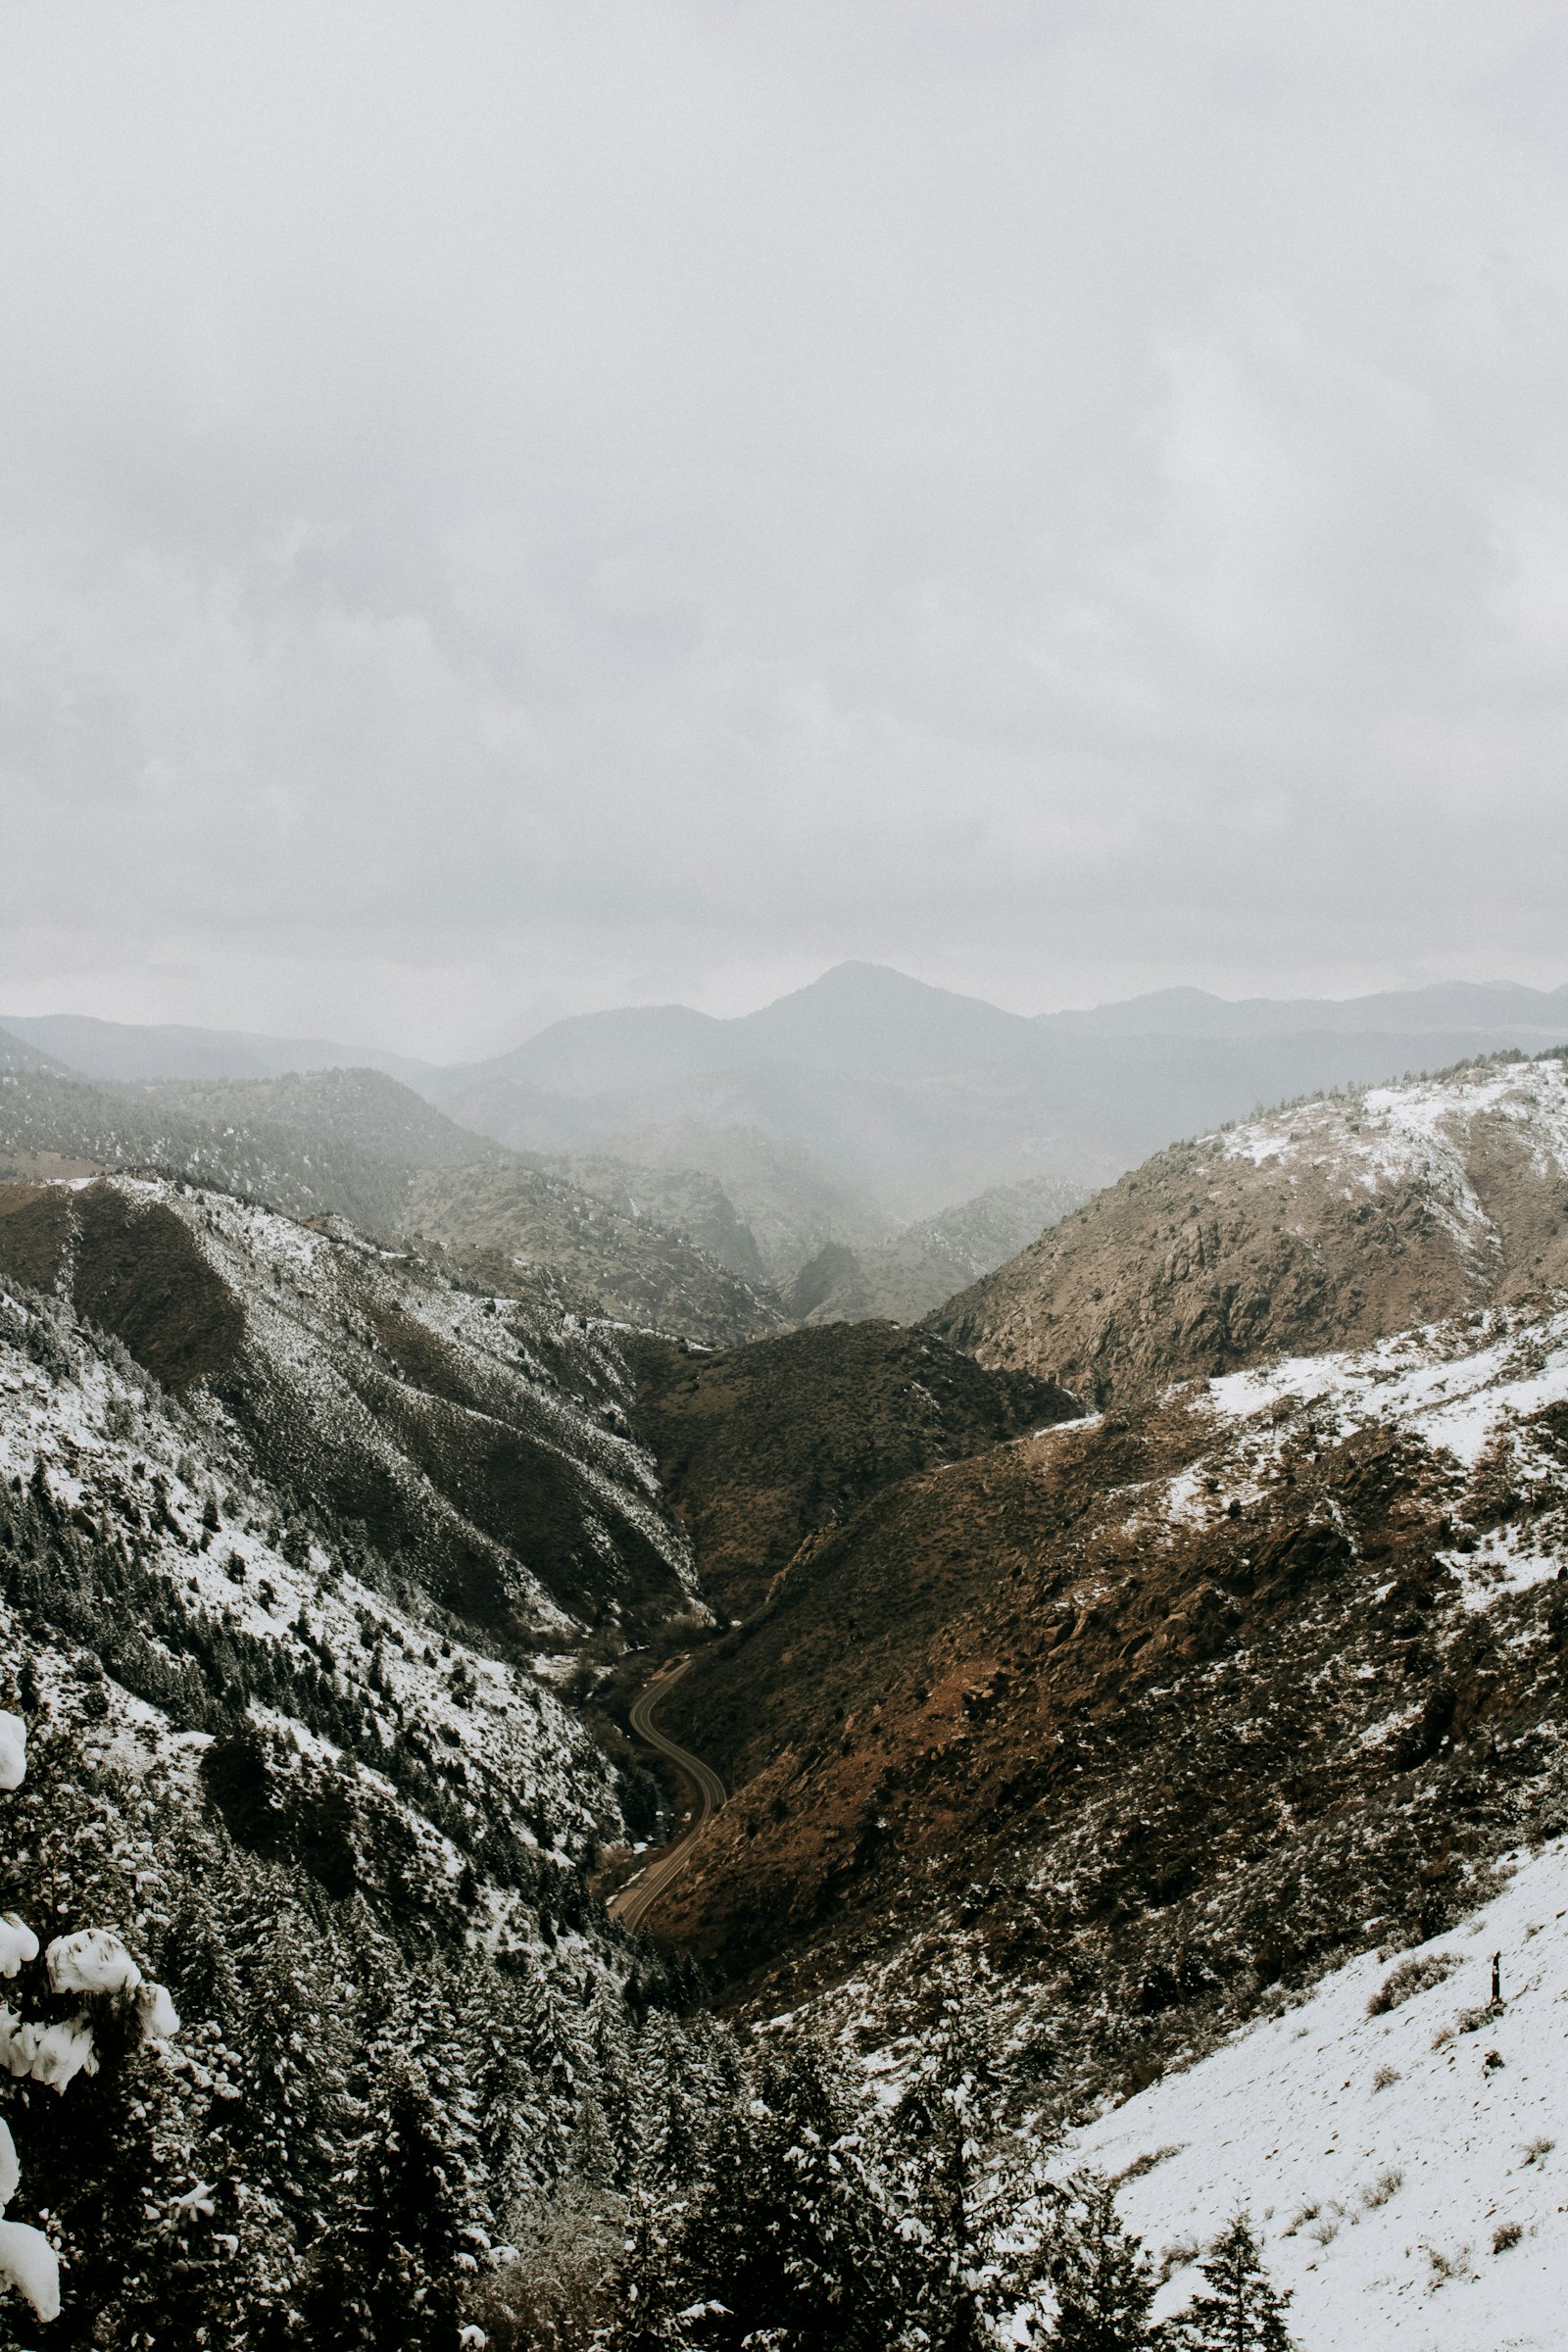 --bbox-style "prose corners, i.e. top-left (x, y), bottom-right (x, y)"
top-left (303, 2074), bottom-right (467, 2350)
top-left (1164, 2216), bottom-right (1295, 2352)
top-left (1044, 2173), bottom-right (1155, 2351)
